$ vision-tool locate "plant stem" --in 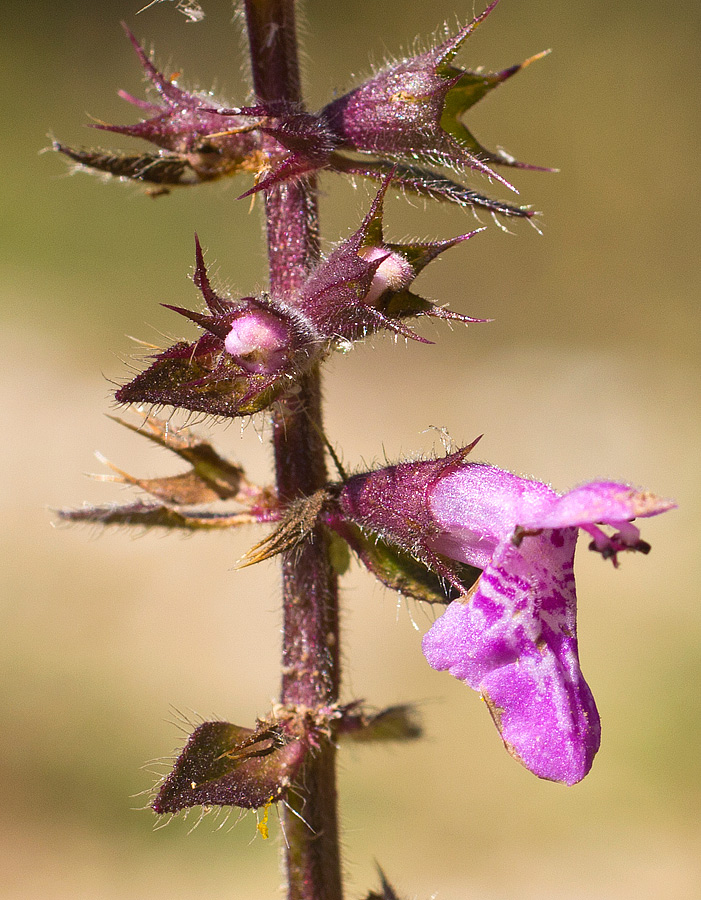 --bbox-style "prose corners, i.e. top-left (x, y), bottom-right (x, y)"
top-left (243, 3), bottom-right (343, 899)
